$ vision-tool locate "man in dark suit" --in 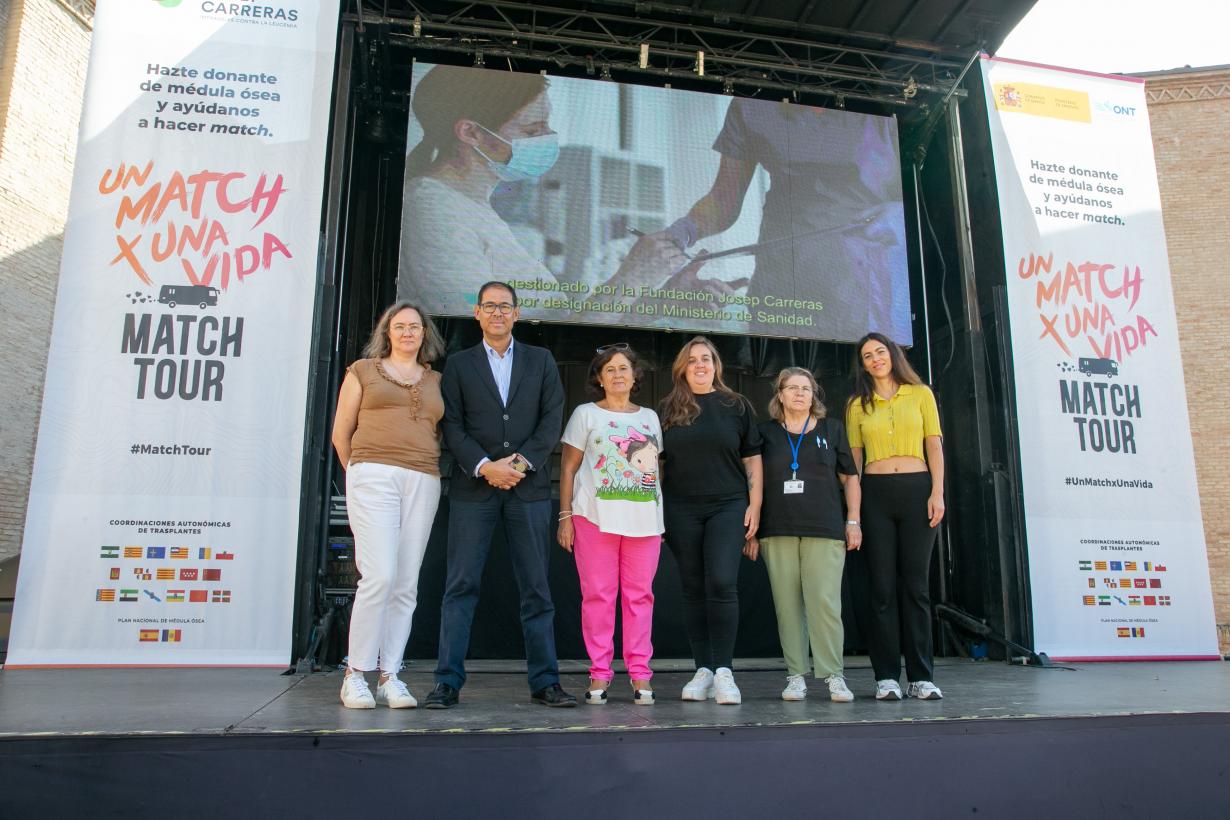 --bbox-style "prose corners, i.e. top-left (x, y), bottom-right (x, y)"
top-left (424, 281), bottom-right (576, 708)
